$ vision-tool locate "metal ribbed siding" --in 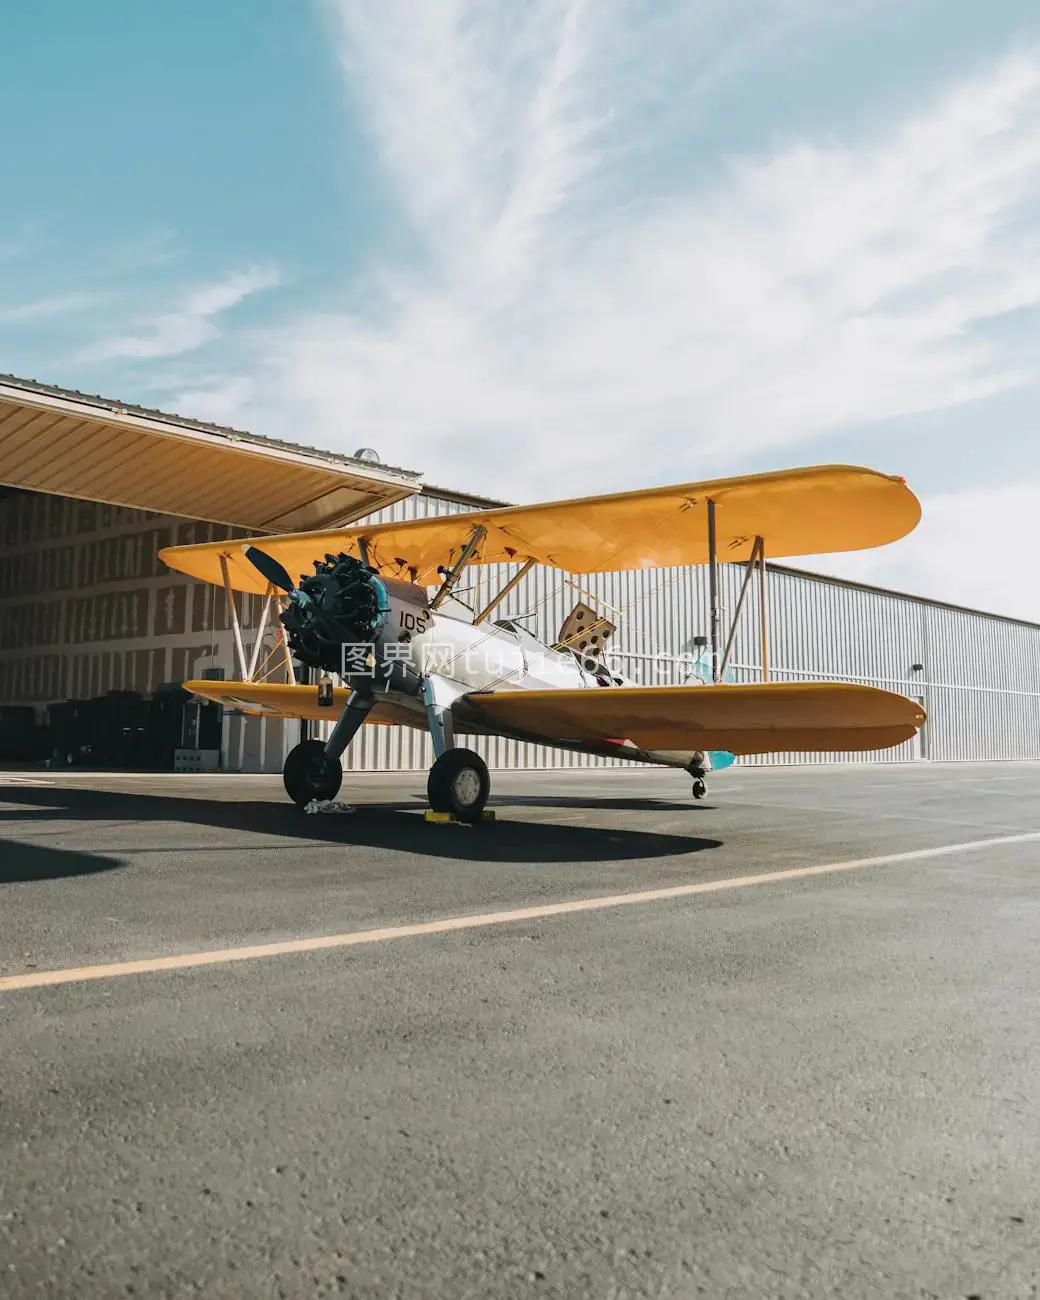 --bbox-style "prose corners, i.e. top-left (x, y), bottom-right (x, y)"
top-left (720, 564), bottom-right (926, 766)
top-left (711, 564), bottom-right (1040, 767)
top-left (922, 604), bottom-right (1040, 761)
top-left (321, 490), bottom-right (1040, 772)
